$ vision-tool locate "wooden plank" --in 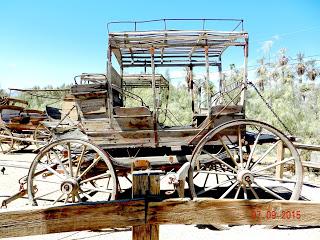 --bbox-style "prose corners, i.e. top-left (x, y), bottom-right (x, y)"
top-left (77, 98), bottom-right (107, 116)
top-left (148, 198), bottom-right (320, 226)
top-left (0, 199), bottom-right (145, 238)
